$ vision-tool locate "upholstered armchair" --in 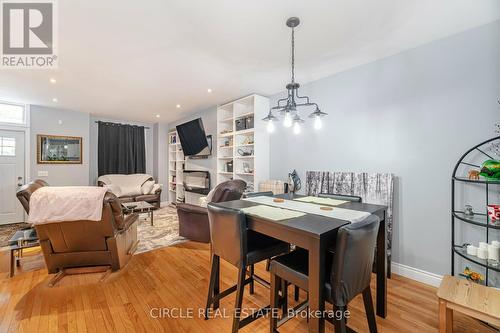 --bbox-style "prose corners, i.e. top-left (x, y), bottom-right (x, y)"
top-left (16, 181), bottom-right (139, 274)
top-left (176, 180), bottom-right (246, 243)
